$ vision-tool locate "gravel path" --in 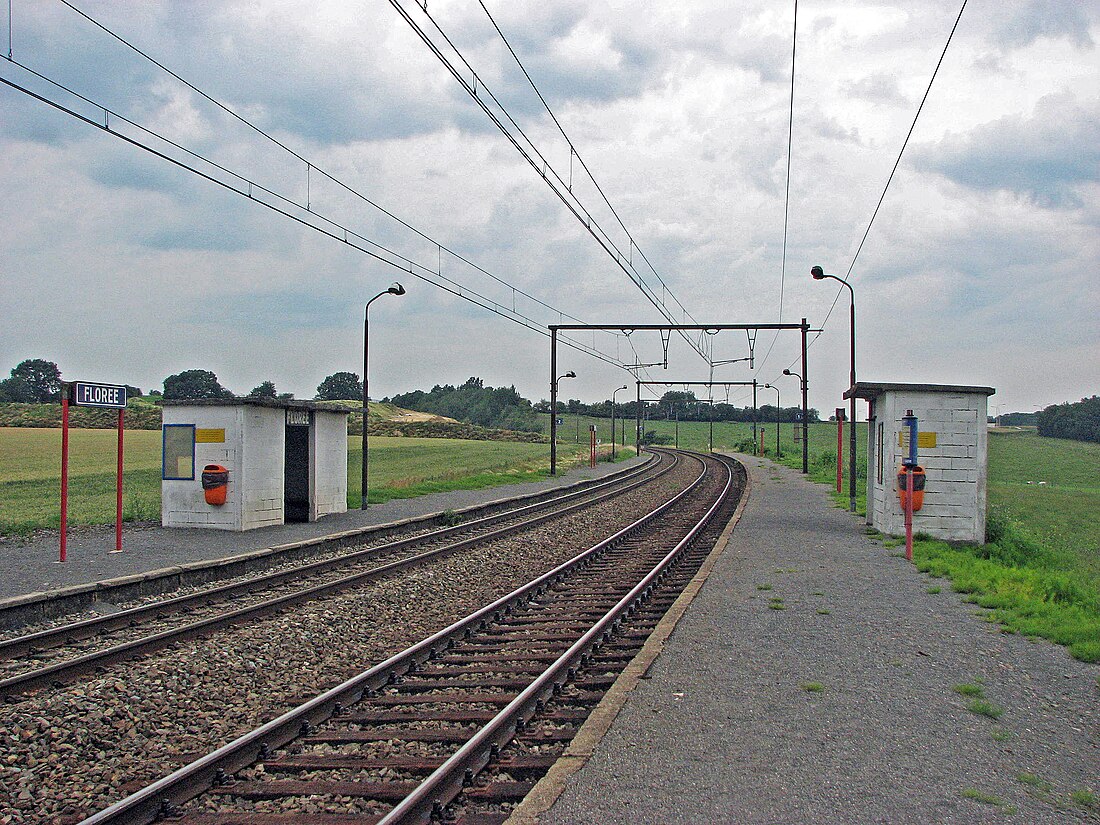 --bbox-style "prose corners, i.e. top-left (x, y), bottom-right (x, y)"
top-left (539, 455), bottom-right (1099, 824)
top-left (0, 455), bottom-right (692, 824)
